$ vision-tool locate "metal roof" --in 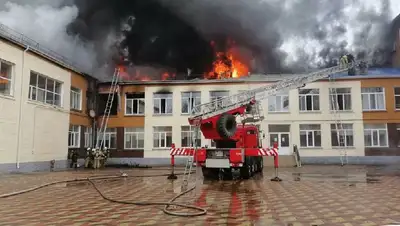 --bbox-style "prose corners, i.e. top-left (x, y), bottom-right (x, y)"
top-left (0, 23), bottom-right (91, 76)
